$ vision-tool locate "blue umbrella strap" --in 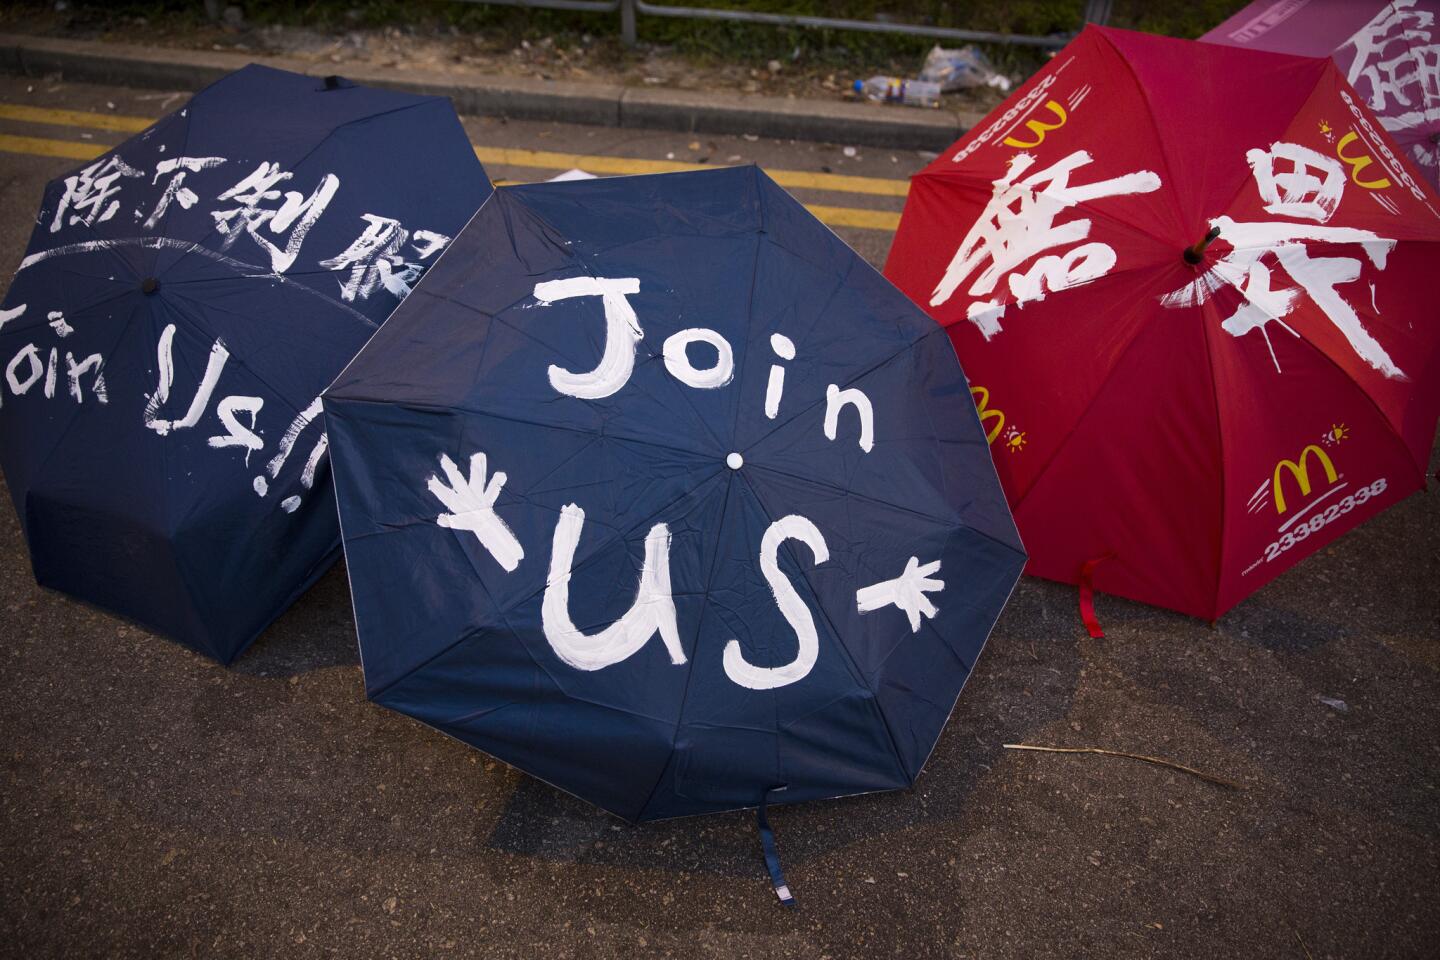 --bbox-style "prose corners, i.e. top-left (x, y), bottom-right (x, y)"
top-left (757, 788), bottom-right (795, 907)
